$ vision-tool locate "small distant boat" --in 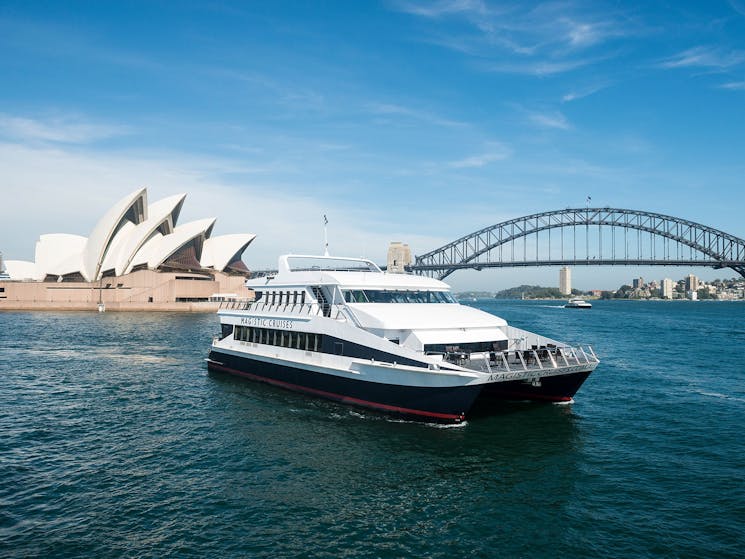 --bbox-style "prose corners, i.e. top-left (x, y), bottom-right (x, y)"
top-left (565, 298), bottom-right (592, 309)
